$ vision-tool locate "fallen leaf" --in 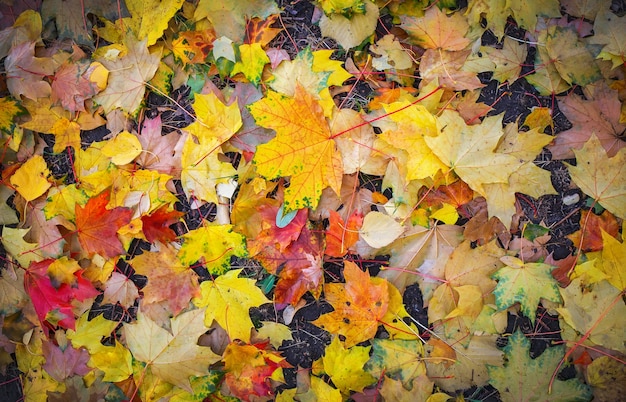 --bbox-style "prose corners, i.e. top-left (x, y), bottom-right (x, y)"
top-left (75, 188), bottom-right (132, 258)
top-left (492, 256), bottom-right (562, 323)
top-left (313, 261), bottom-right (389, 347)
top-left (487, 330), bottom-right (592, 402)
top-left (123, 308), bottom-right (221, 392)
top-left (249, 83), bottom-right (343, 211)
top-left (566, 134), bottom-right (626, 219)
top-left (320, 336), bottom-right (376, 394)
top-left (192, 269), bottom-right (270, 343)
